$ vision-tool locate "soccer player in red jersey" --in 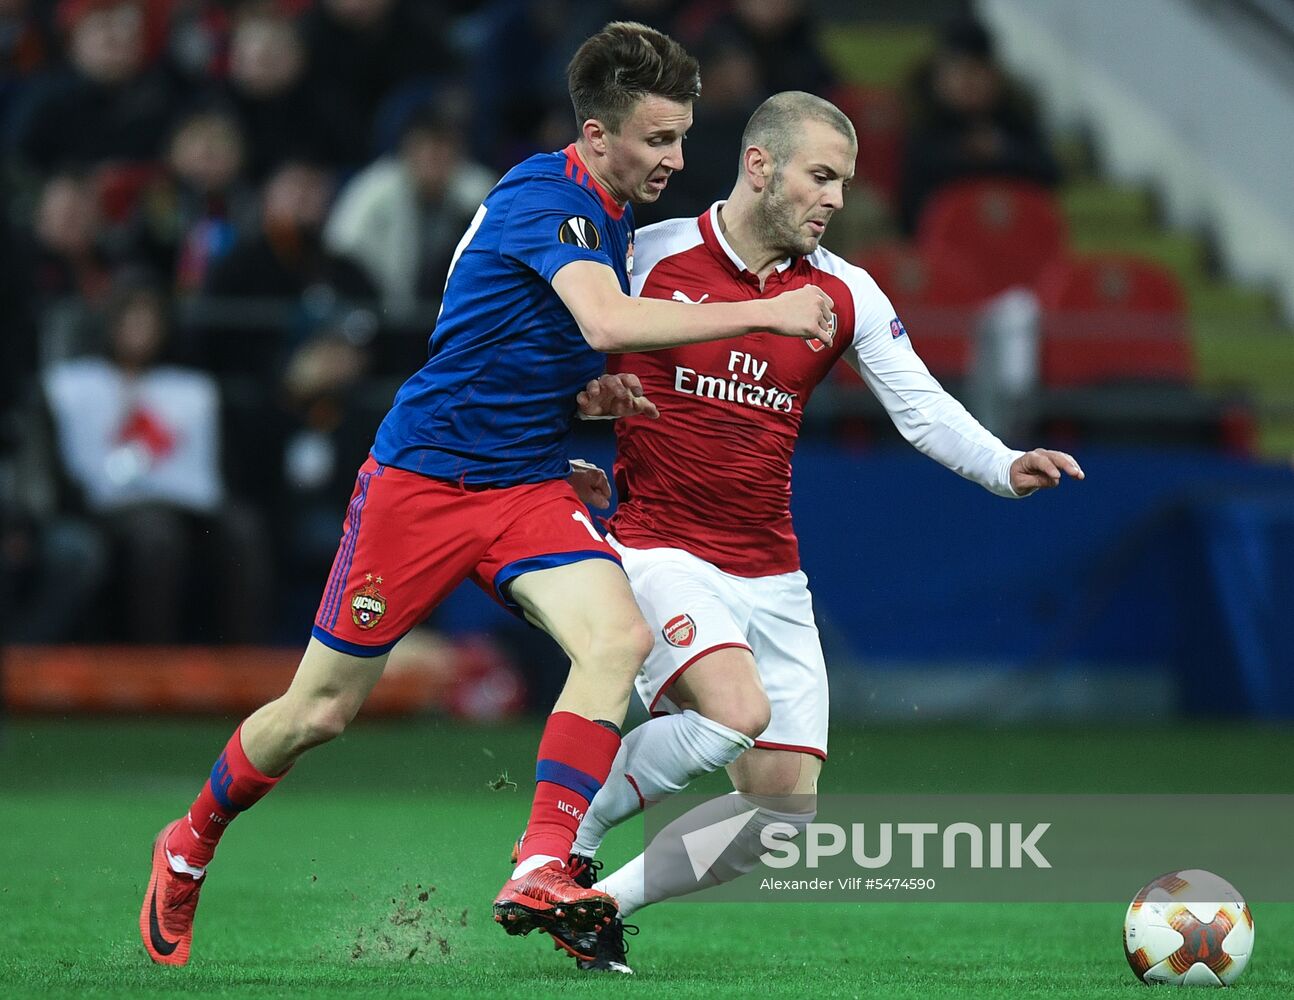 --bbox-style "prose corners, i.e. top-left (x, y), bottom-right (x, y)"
top-left (138, 27), bottom-right (839, 967)
top-left (552, 91), bottom-right (1084, 972)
